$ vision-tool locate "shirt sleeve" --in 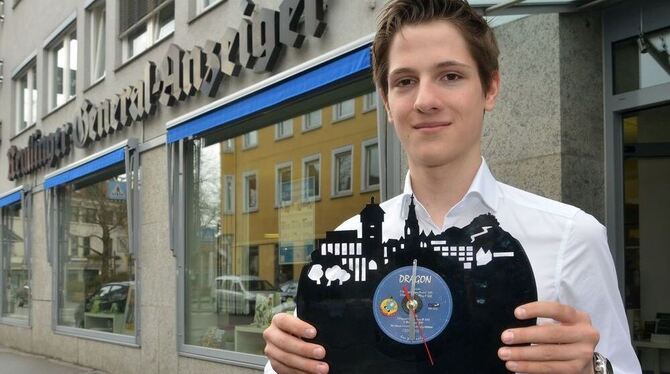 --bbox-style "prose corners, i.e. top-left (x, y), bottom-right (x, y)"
top-left (558, 210), bottom-right (641, 373)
